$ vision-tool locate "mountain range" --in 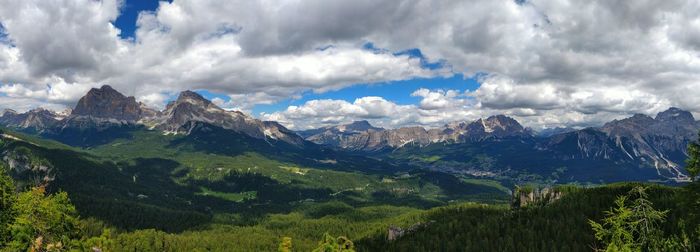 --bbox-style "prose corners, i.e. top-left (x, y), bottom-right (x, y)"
top-left (1, 85), bottom-right (697, 183)
top-left (0, 85), bottom-right (303, 147)
top-left (300, 109), bottom-right (699, 182)
top-left (298, 115), bottom-right (531, 151)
